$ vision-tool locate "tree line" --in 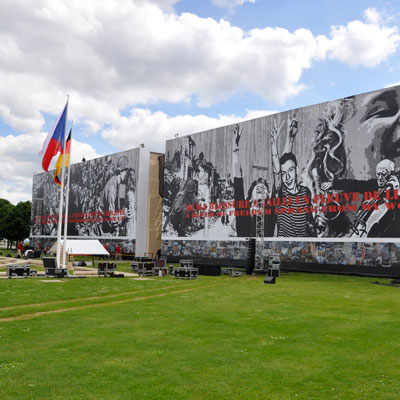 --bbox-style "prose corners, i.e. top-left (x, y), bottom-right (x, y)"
top-left (0, 198), bottom-right (31, 248)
